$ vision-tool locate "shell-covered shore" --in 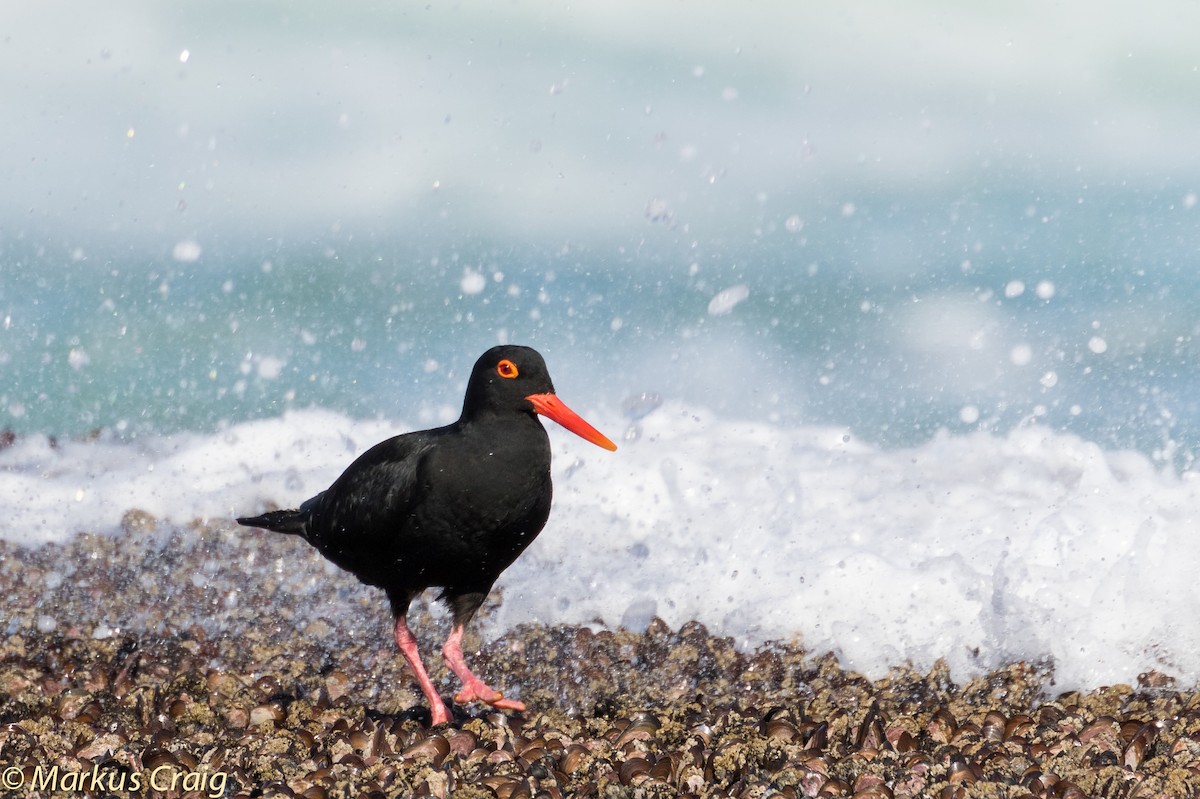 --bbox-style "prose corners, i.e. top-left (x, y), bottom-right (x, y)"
top-left (2, 521), bottom-right (1200, 798)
